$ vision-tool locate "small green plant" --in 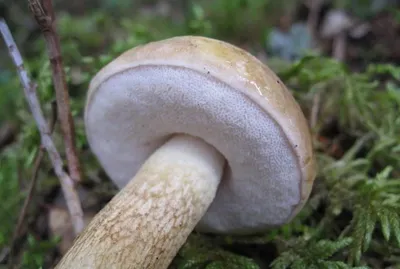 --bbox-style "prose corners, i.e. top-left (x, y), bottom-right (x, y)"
top-left (173, 235), bottom-right (260, 269)
top-left (271, 238), bottom-right (369, 269)
top-left (20, 234), bottom-right (60, 269)
top-left (186, 3), bottom-right (213, 36)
